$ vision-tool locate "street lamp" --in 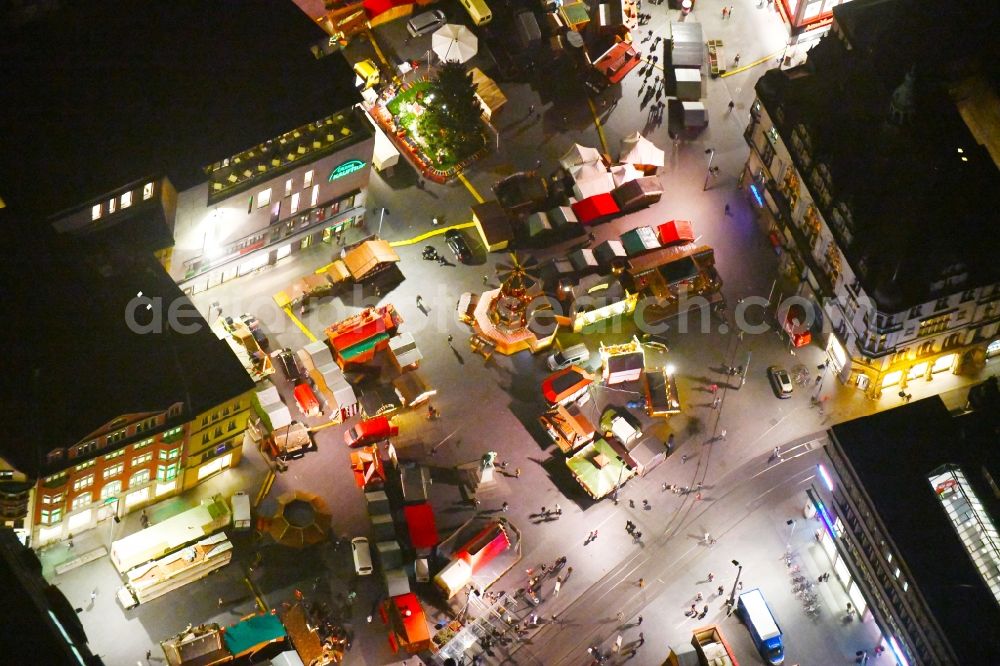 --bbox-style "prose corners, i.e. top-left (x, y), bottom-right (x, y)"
top-left (105, 497), bottom-right (122, 549)
top-left (377, 207), bottom-right (390, 236)
top-left (786, 518), bottom-right (797, 549)
top-left (702, 148), bottom-right (716, 191)
top-left (726, 559), bottom-right (743, 613)
top-left (611, 457), bottom-right (627, 504)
